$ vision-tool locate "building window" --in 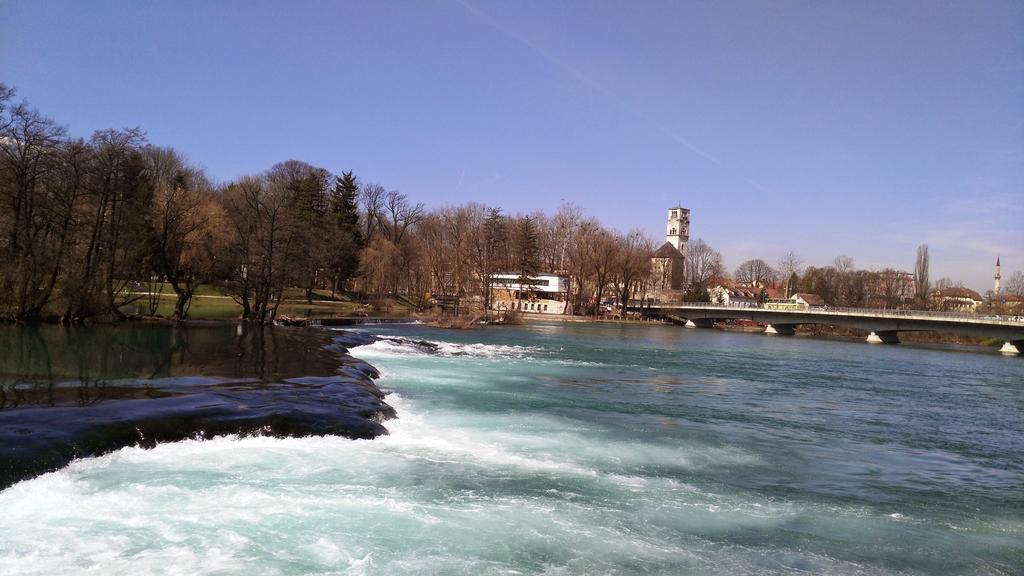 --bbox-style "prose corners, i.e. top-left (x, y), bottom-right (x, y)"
top-left (671, 210), bottom-right (677, 218)
top-left (670, 227), bottom-right (676, 235)
top-left (543, 304), bottom-right (548, 311)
